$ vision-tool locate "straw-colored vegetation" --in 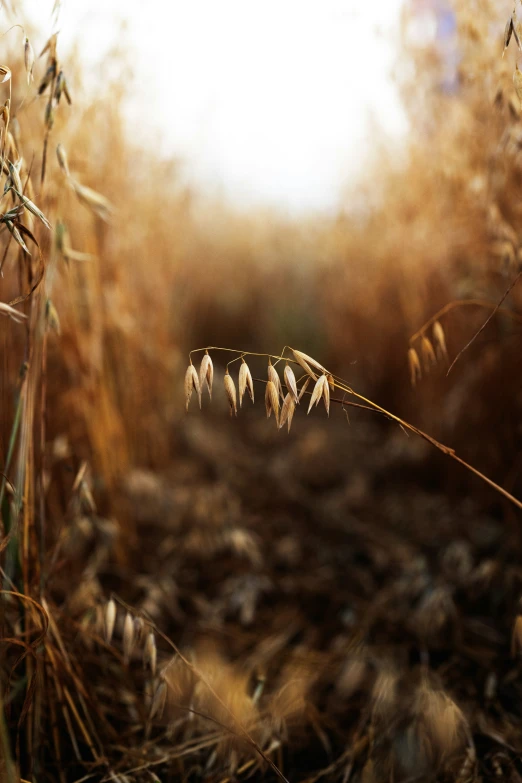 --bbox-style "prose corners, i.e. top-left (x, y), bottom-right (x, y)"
top-left (3, 1), bottom-right (522, 781)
